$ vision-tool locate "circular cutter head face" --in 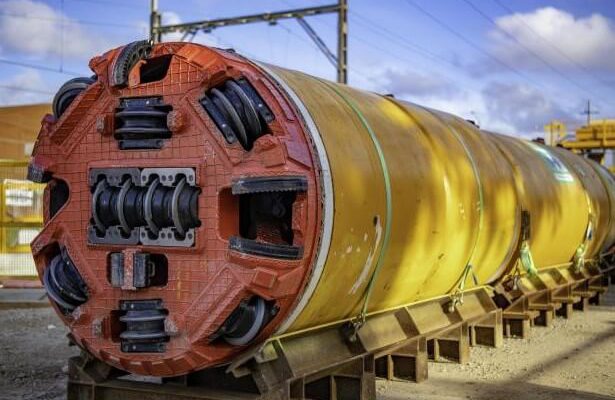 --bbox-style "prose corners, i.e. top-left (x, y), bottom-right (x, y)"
top-left (29, 41), bottom-right (323, 376)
